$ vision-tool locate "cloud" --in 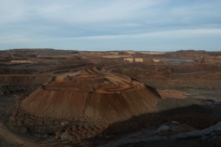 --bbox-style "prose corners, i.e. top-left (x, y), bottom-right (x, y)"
top-left (33, 1), bottom-right (162, 24)
top-left (0, 0), bottom-right (220, 51)
top-left (0, 0), bottom-right (26, 25)
top-left (48, 29), bottom-right (221, 40)
top-left (0, 33), bottom-right (30, 44)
